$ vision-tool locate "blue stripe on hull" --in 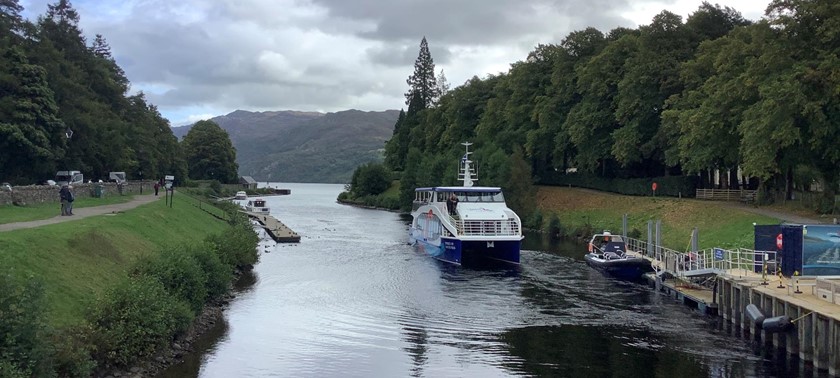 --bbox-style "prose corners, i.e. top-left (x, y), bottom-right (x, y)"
top-left (411, 235), bottom-right (521, 266)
